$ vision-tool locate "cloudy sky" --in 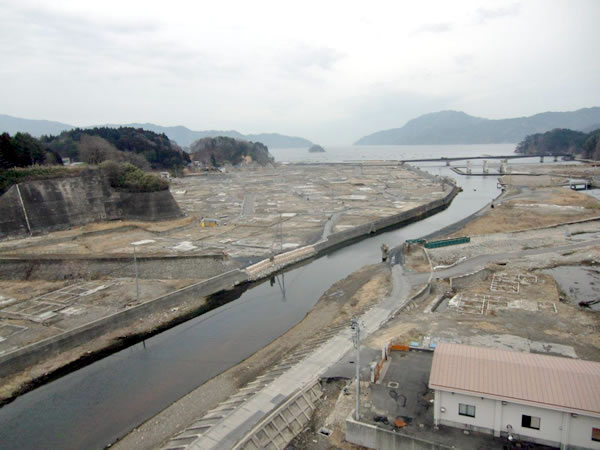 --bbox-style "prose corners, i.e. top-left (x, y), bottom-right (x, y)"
top-left (1, 0), bottom-right (599, 144)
